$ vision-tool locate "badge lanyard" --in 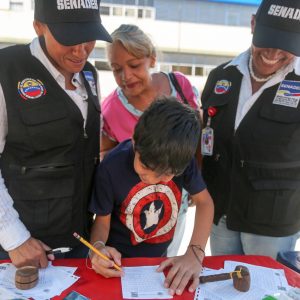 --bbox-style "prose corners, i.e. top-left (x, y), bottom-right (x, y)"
top-left (201, 106), bottom-right (217, 156)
